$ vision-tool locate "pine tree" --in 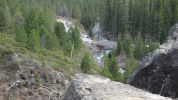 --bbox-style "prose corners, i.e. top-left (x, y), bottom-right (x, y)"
top-left (25, 9), bottom-right (39, 34)
top-left (156, 1), bottom-right (164, 43)
top-left (123, 34), bottom-right (133, 56)
top-left (108, 57), bottom-right (119, 80)
top-left (101, 55), bottom-right (113, 78)
top-left (80, 53), bottom-right (93, 73)
top-left (134, 33), bottom-right (144, 59)
top-left (160, 0), bottom-right (170, 44)
top-left (72, 5), bottom-right (81, 20)
top-left (171, 0), bottom-right (178, 24)
top-left (46, 34), bottom-right (59, 50)
top-left (121, 0), bottom-right (129, 33)
top-left (54, 22), bottom-right (66, 47)
top-left (73, 26), bottom-right (82, 51)
top-left (103, 0), bottom-right (112, 32)
top-left (175, 1), bottom-right (178, 22)
top-left (124, 55), bottom-right (138, 80)
top-left (16, 27), bottom-right (27, 47)
top-left (102, 54), bottom-right (123, 81)
top-left (117, 34), bottom-right (124, 55)
top-left (69, 25), bottom-right (82, 51)
top-left (63, 31), bottom-right (72, 56)
top-left (0, 10), bottom-right (6, 33)
top-left (38, 25), bottom-right (48, 48)
top-left (27, 30), bottom-right (40, 51)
